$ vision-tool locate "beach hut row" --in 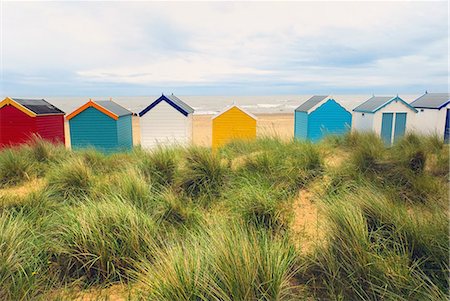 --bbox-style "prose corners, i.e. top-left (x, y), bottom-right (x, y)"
top-left (0, 92), bottom-right (448, 151)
